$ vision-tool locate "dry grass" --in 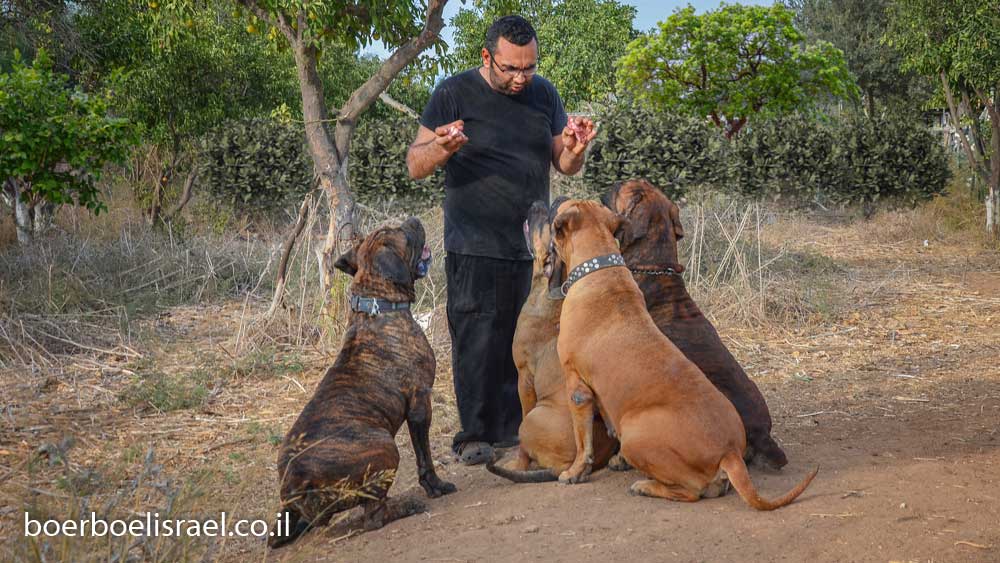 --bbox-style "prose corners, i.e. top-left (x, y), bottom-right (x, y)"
top-left (2, 166), bottom-right (996, 561)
